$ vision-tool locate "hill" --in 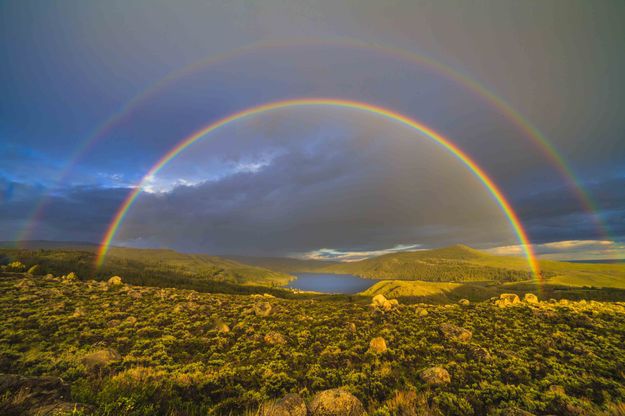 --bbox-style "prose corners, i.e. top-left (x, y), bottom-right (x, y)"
top-left (316, 244), bottom-right (537, 282)
top-left (0, 246), bottom-right (294, 294)
top-left (308, 245), bottom-right (625, 290)
top-left (226, 255), bottom-right (339, 273)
